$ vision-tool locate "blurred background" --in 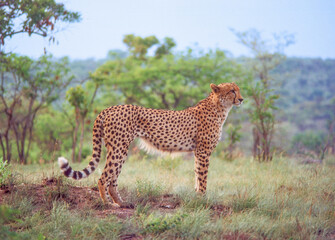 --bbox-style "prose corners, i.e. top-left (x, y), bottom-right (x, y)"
top-left (1, 0), bottom-right (335, 164)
